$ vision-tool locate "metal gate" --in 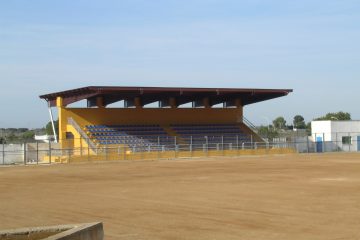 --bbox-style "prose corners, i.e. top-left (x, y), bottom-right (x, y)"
top-left (316, 136), bottom-right (323, 153)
